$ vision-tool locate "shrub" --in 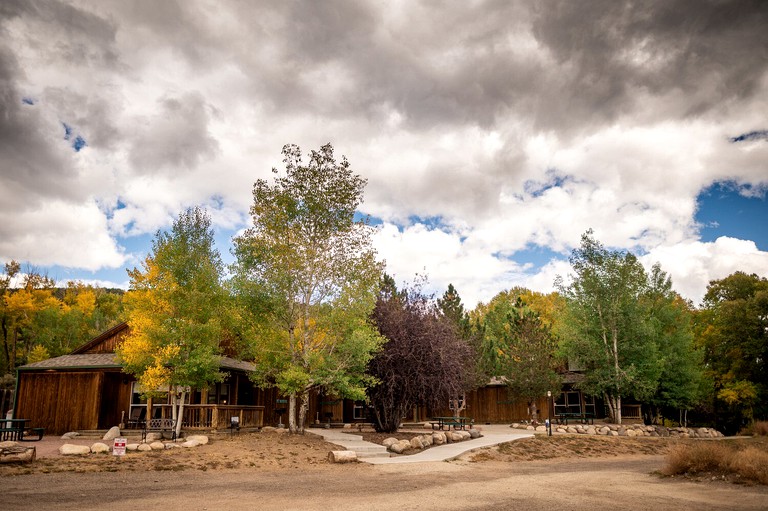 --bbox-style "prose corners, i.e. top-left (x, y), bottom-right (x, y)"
top-left (662, 440), bottom-right (768, 484)
top-left (752, 421), bottom-right (768, 437)
top-left (728, 447), bottom-right (768, 484)
top-left (662, 443), bottom-right (732, 476)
